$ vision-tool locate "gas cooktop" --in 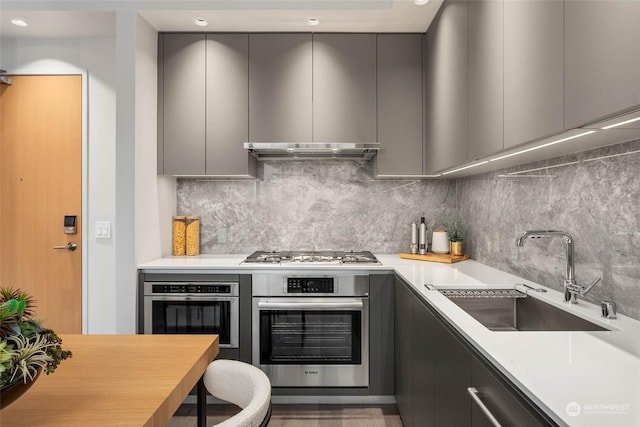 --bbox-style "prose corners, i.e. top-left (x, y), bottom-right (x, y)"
top-left (243, 250), bottom-right (380, 265)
